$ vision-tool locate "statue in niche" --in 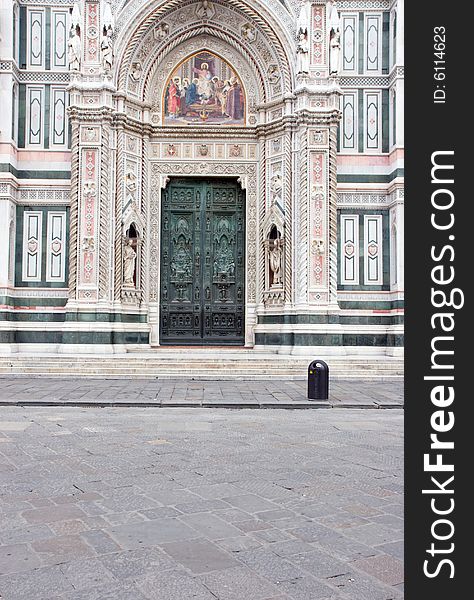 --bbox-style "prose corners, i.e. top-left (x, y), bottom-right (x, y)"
top-left (68, 26), bottom-right (81, 72)
top-left (101, 27), bottom-right (114, 73)
top-left (123, 240), bottom-right (137, 287)
top-left (296, 31), bottom-right (310, 74)
top-left (269, 238), bottom-right (283, 286)
top-left (328, 0), bottom-right (342, 75)
top-left (297, 0), bottom-right (311, 74)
